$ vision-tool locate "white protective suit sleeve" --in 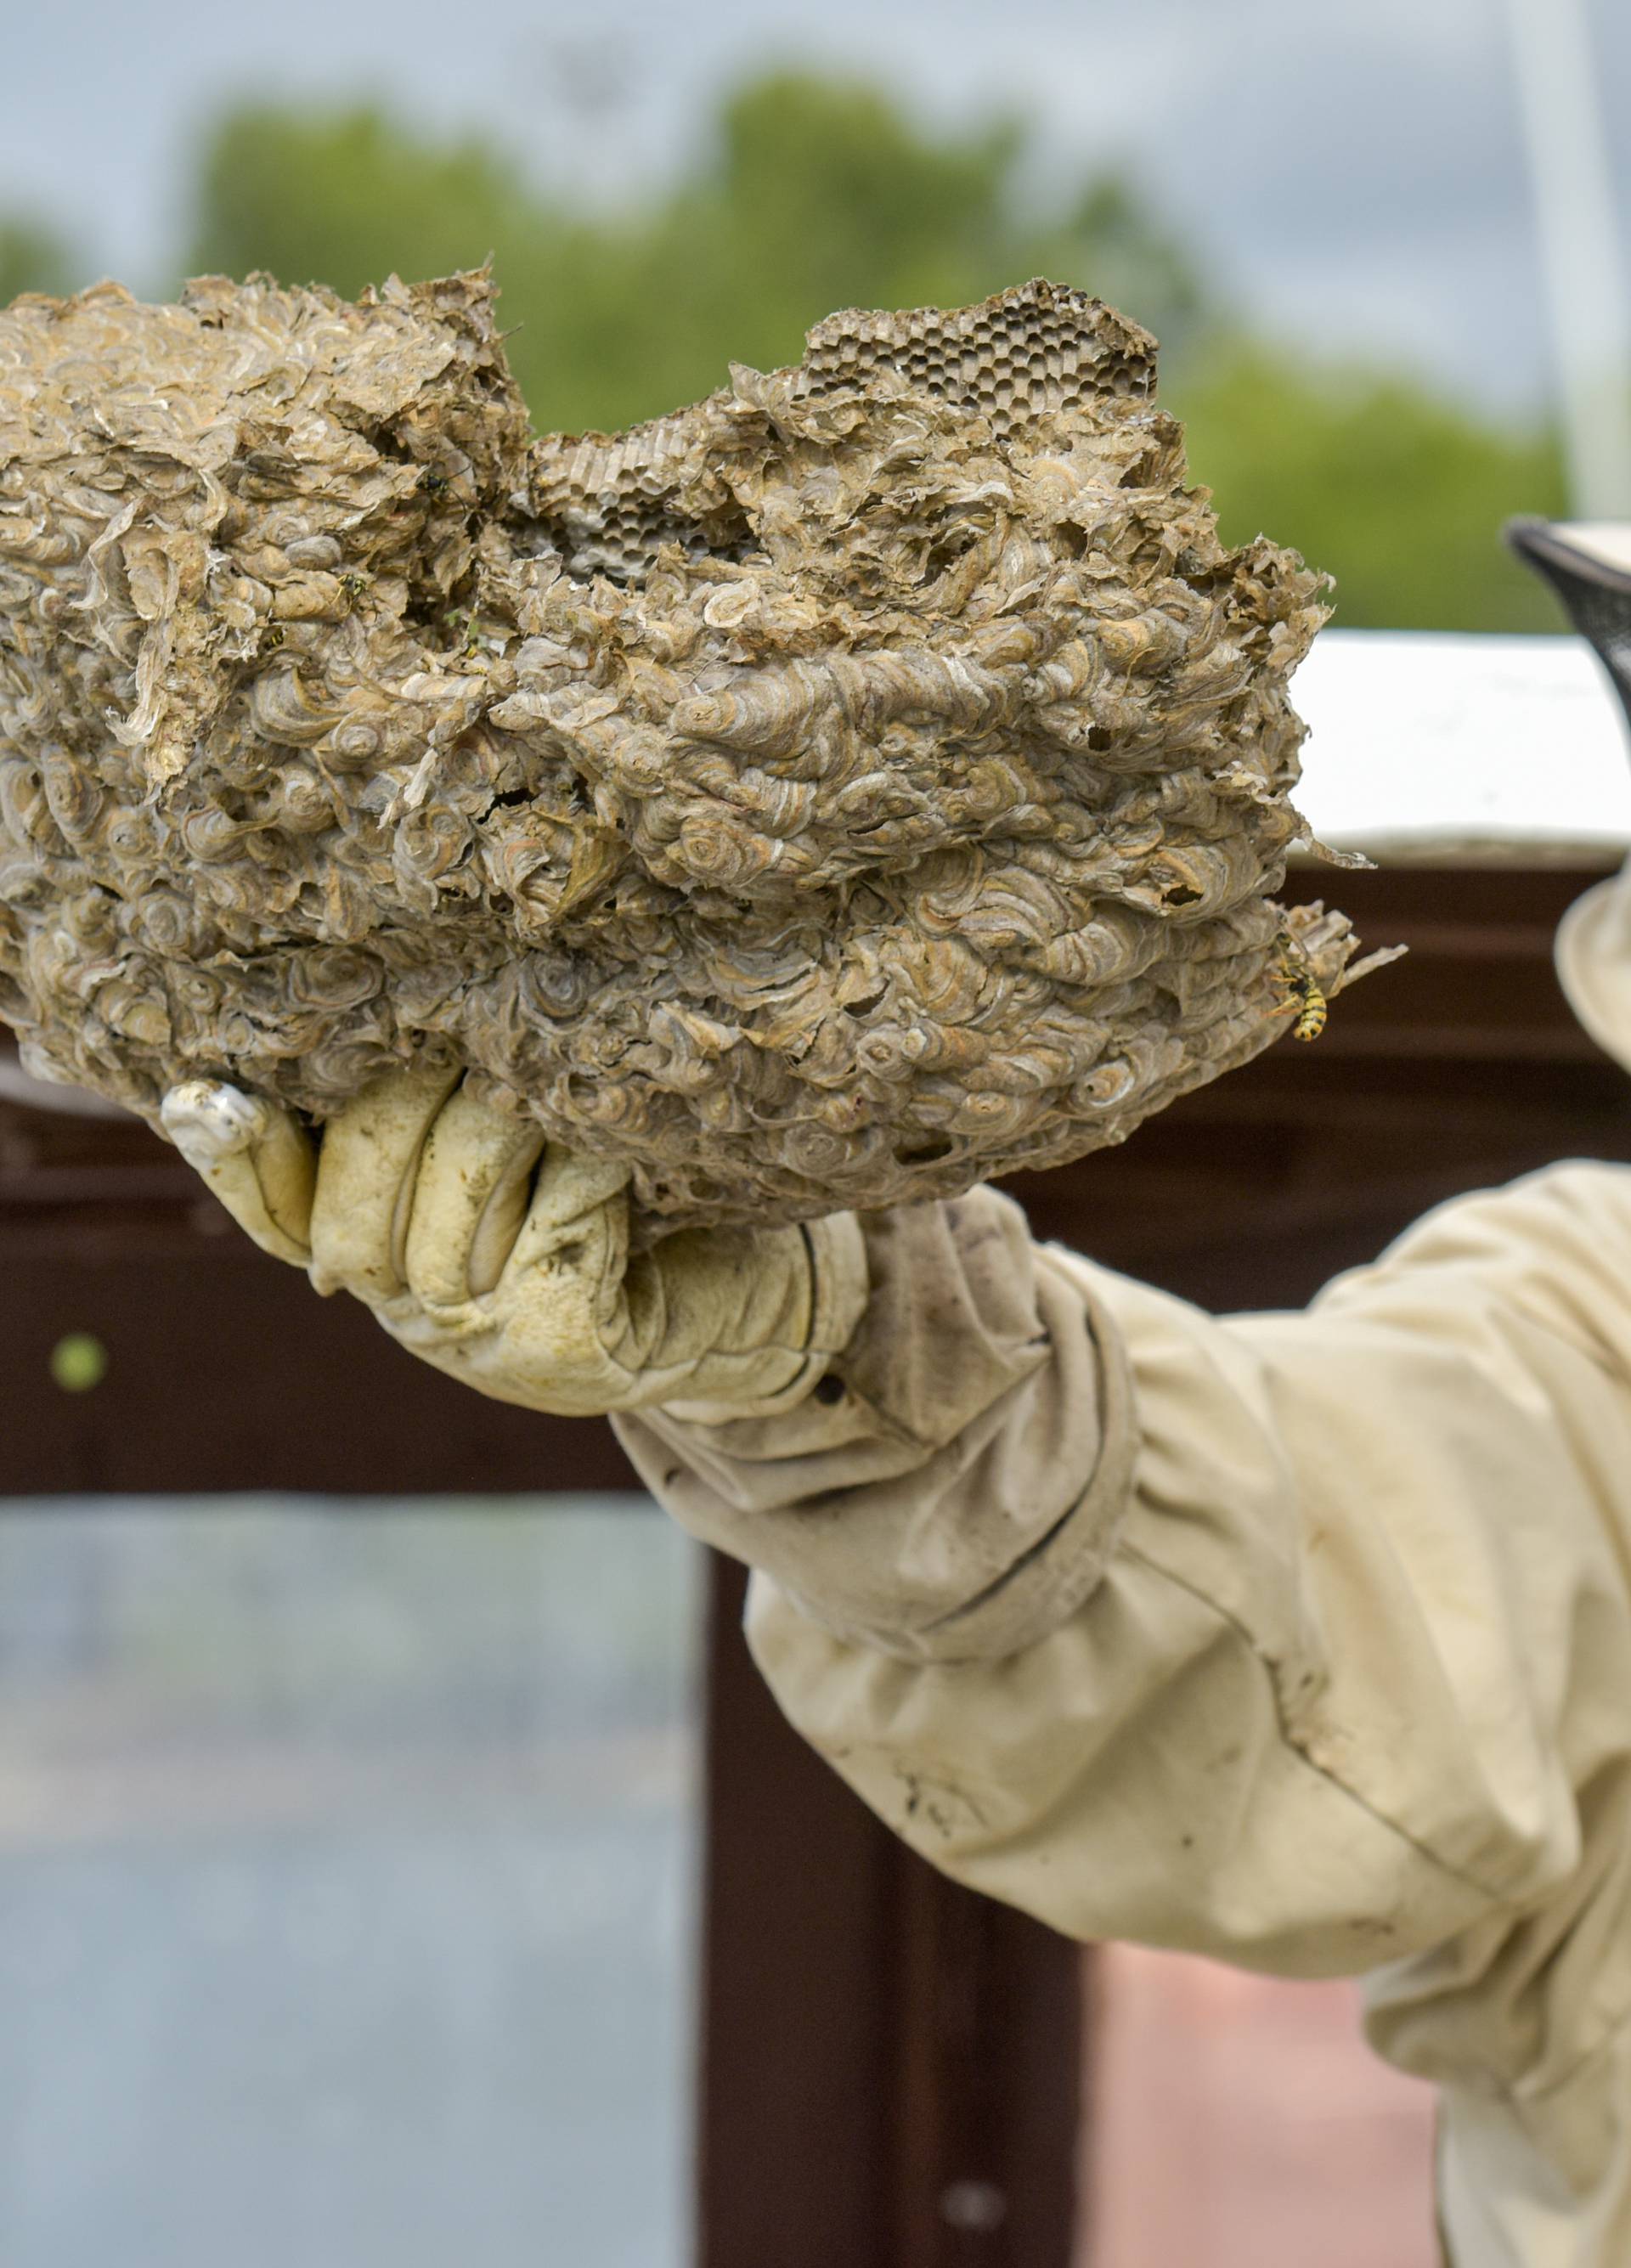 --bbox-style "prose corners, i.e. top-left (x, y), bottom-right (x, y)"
top-left (613, 1163), bottom-right (1631, 2268)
